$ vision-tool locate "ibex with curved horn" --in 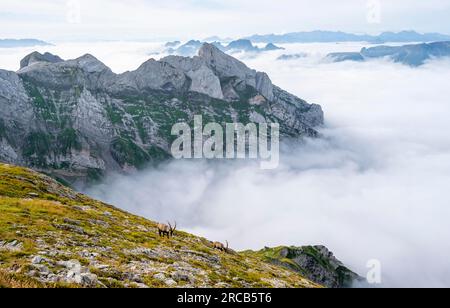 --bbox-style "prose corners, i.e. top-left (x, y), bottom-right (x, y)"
top-left (213, 241), bottom-right (229, 252)
top-left (157, 221), bottom-right (177, 238)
